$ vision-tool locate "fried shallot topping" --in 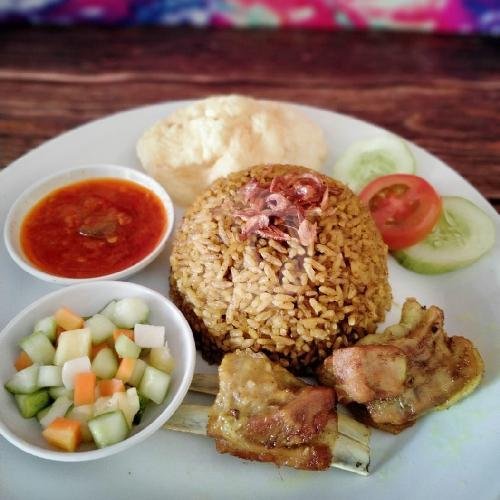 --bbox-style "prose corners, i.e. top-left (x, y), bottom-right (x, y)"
top-left (233, 173), bottom-right (331, 246)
